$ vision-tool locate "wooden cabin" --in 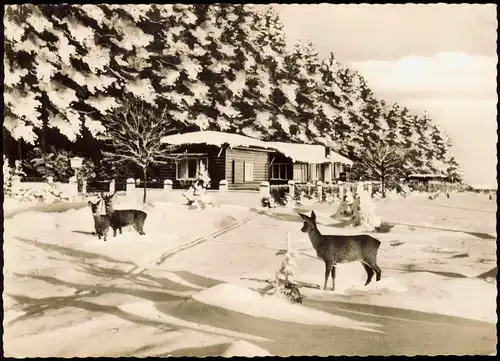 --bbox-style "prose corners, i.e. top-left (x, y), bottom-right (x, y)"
top-left (160, 131), bottom-right (353, 190)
